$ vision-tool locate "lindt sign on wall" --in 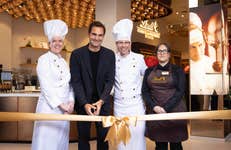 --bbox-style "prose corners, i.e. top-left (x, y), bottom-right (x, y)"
top-left (136, 20), bottom-right (160, 40)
